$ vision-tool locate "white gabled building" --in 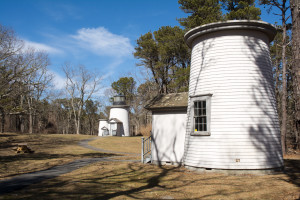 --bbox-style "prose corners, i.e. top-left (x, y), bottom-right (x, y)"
top-left (145, 20), bottom-right (284, 173)
top-left (98, 119), bottom-right (108, 136)
top-left (145, 92), bottom-right (188, 165)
